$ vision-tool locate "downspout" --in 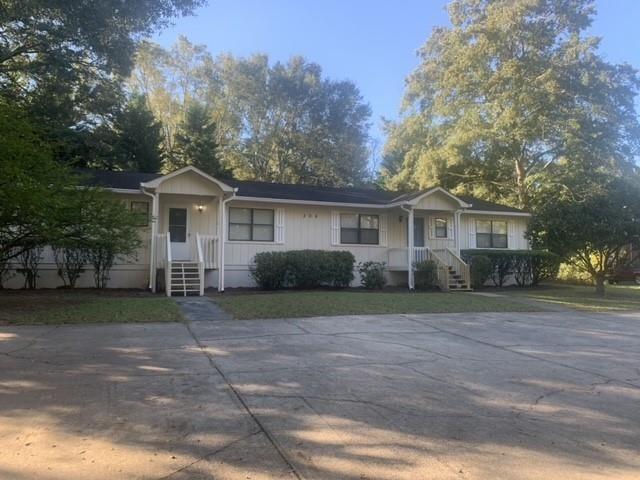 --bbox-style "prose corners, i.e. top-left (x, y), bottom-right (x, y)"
top-left (401, 204), bottom-right (414, 290)
top-left (141, 186), bottom-right (157, 292)
top-left (218, 188), bottom-right (237, 292)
